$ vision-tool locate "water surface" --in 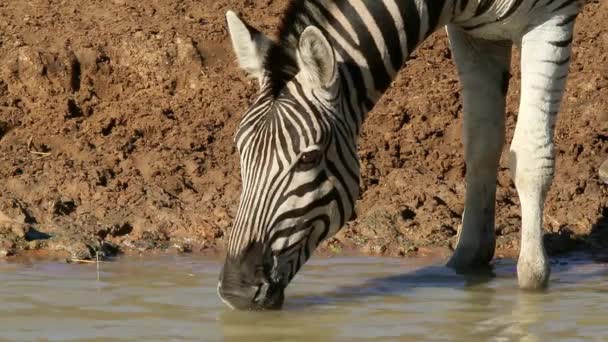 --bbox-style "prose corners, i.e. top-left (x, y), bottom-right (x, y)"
top-left (0, 254), bottom-right (606, 341)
